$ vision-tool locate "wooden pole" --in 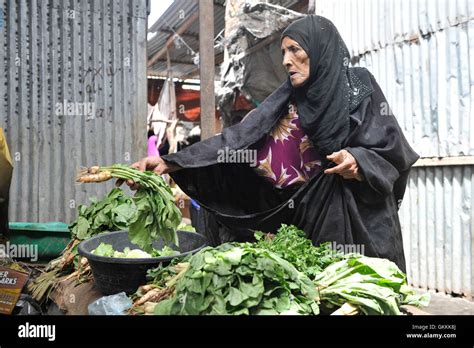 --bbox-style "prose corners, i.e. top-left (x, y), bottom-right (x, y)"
top-left (166, 49), bottom-right (178, 153)
top-left (199, 0), bottom-right (215, 140)
top-left (308, 0), bottom-right (316, 14)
